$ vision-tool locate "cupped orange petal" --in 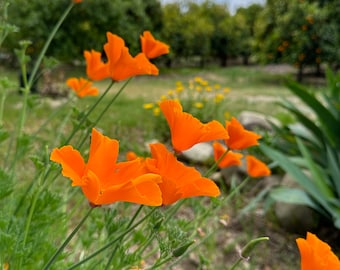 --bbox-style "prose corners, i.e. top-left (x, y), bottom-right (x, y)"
top-left (213, 141), bottom-right (243, 168)
top-left (146, 143), bottom-right (220, 205)
top-left (66, 77), bottom-right (99, 98)
top-left (160, 100), bottom-right (229, 152)
top-left (84, 50), bottom-right (110, 81)
top-left (94, 173), bottom-right (162, 206)
top-left (73, 0), bottom-right (82, 3)
top-left (246, 155), bottom-right (271, 178)
top-left (50, 145), bottom-right (85, 186)
top-left (87, 128), bottom-right (119, 183)
top-left (296, 232), bottom-right (340, 270)
top-left (141, 31), bottom-right (170, 59)
top-left (134, 53), bottom-right (159, 76)
top-left (103, 32), bottom-right (159, 81)
top-left (225, 117), bottom-right (261, 150)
